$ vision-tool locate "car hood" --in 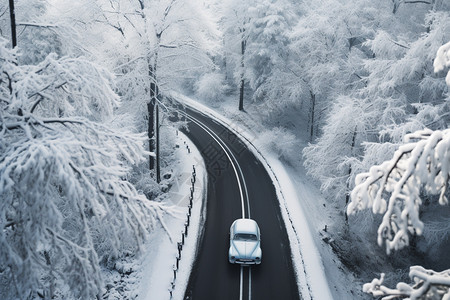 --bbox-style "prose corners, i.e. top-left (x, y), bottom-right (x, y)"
top-left (231, 240), bottom-right (259, 259)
